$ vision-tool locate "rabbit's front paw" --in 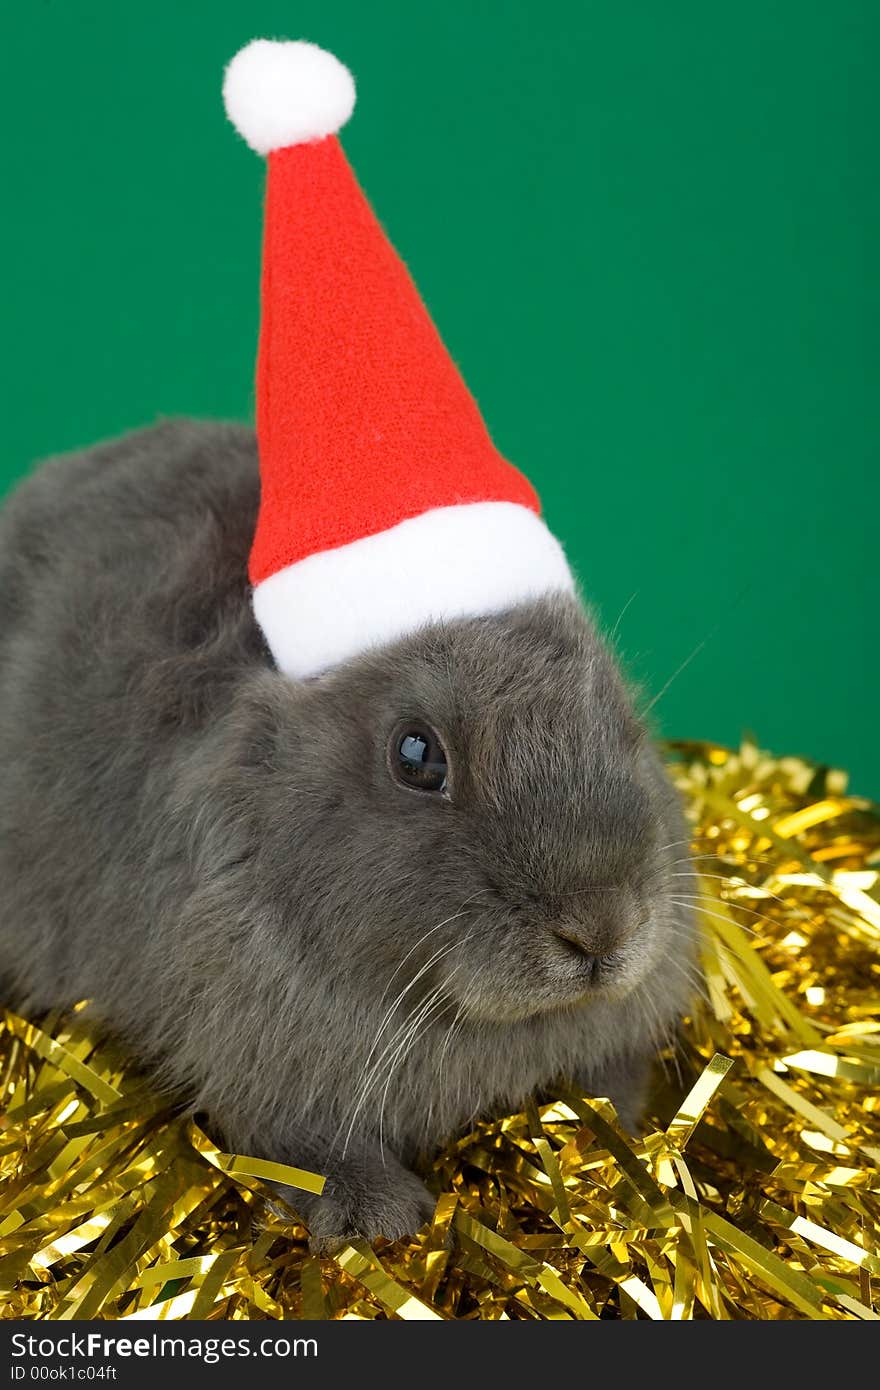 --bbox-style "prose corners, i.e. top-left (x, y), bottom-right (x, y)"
top-left (282, 1158), bottom-right (435, 1253)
